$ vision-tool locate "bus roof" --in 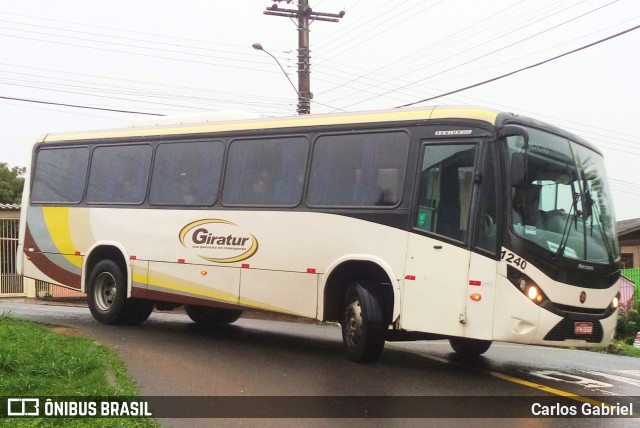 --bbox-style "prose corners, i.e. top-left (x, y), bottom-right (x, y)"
top-left (39, 105), bottom-right (501, 143)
